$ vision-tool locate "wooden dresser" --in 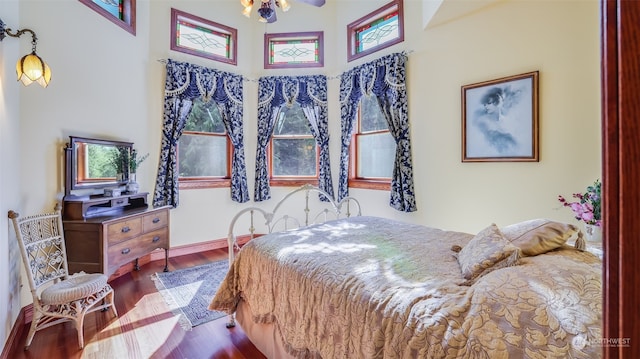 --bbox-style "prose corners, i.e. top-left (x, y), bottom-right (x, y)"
top-left (62, 192), bottom-right (170, 277)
